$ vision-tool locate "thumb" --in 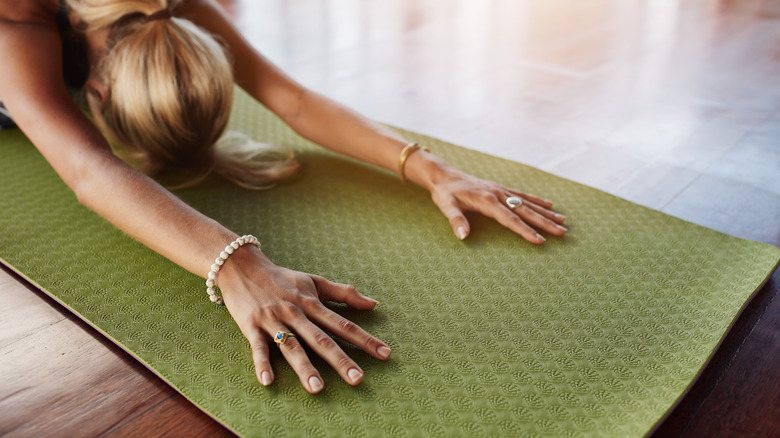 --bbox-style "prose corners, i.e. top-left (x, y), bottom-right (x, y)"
top-left (311, 276), bottom-right (379, 310)
top-left (433, 195), bottom-right (471, 240)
